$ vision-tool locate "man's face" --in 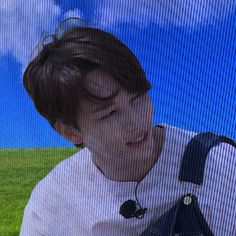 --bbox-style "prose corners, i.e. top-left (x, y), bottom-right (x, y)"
top-left (78, 68), bottom-right (155, 163)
